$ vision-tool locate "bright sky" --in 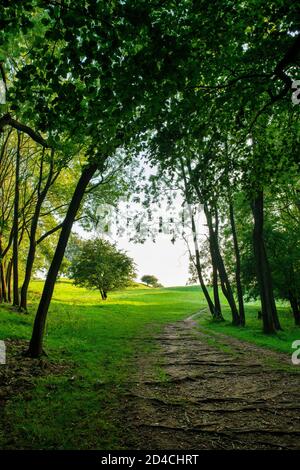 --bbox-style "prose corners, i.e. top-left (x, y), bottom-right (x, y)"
top-left (79, 197), bottom-right (207, 287)
top-left (75, 221), bottom-right (192, 287)
top-left (116, 236), bottom-right (190, 287)
top-left (75, 161), bottom-right (208, 287)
